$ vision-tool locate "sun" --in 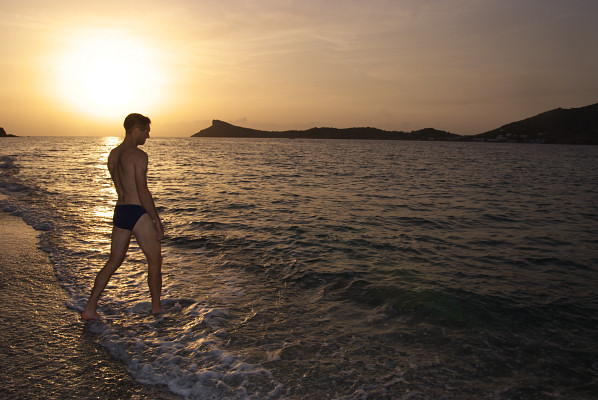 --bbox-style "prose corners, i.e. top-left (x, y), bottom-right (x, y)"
top-left (54, 30), bottom-right (167, 119)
